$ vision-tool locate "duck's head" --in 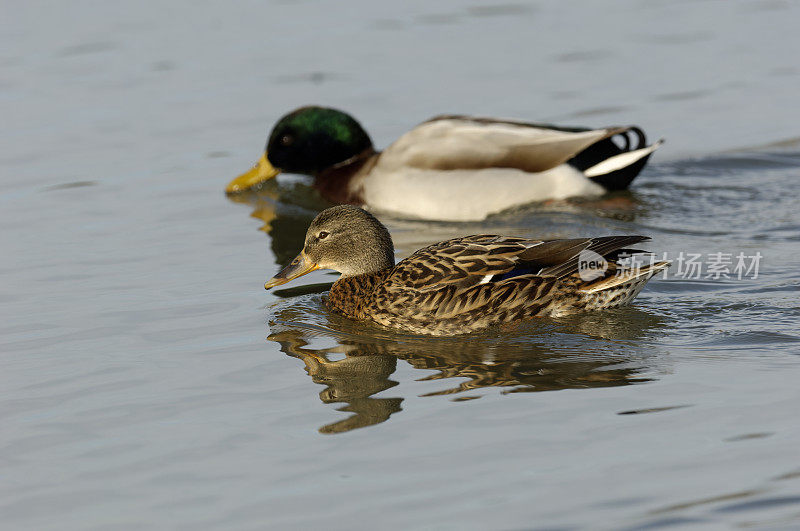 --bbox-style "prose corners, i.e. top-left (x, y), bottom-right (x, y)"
top-left (264, 205), bottom-right (394, 289)
top-left (227, 106), bottom-right (374, 193)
